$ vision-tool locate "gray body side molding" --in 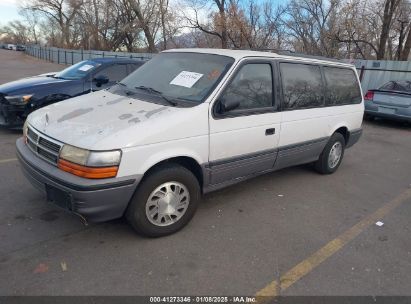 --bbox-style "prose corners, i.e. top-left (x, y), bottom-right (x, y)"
top-left (203, 129), bottom-right (362, 193)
